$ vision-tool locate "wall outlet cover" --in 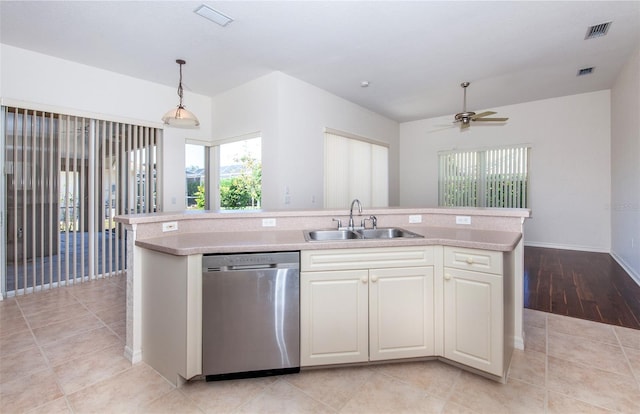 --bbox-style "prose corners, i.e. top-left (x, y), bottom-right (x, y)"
top-left (455, 216), bottom-right (472, 225)
top-left (262, 218), bottom-right (277, 227)
top-left (162, 221), bottom-right (178, 232)
top-left (409, 215), bottom-right (423, 224)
